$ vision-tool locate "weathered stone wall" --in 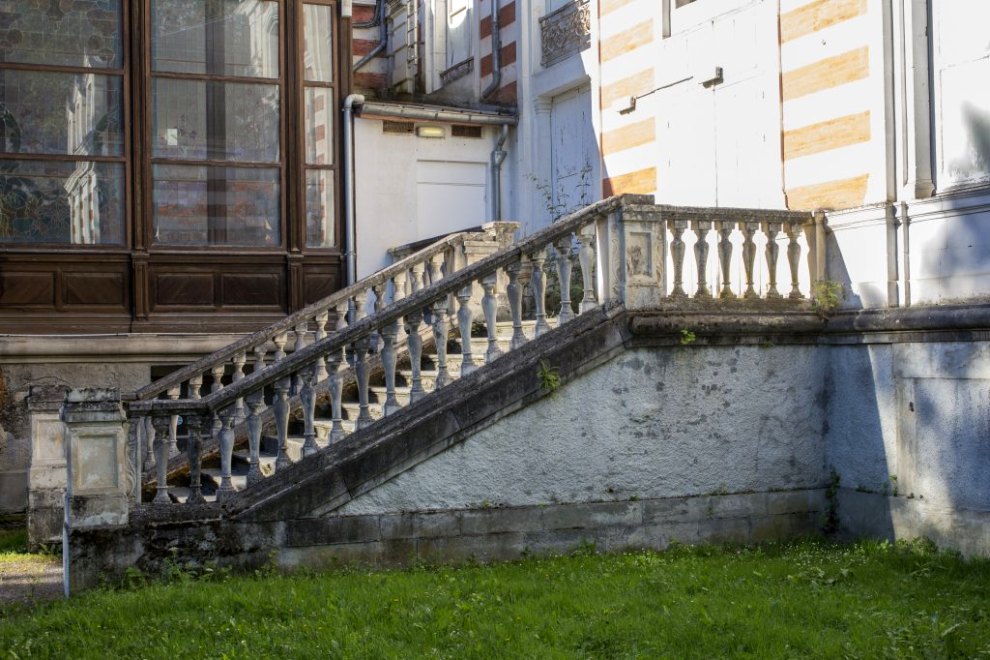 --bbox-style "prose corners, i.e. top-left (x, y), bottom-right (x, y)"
top-left (337, 346), bottom-right (830, 515)
top-left (826, 340), bottom-right (990, 556)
